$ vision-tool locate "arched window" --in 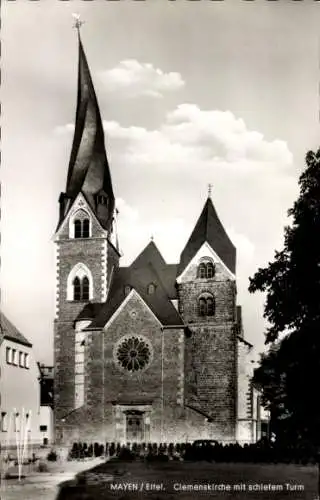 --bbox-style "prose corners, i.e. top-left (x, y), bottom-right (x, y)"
top-left (73, 276), bottom-right (90, 301)
top-left (147, 283), bottom-right (156, 295)
top-left (198, 293), bottom-right (215, 317)
top-left (97, 194), bottom-right (108, 206)
top-left (206, 262), bottom-right (215, 279)
top-left (70, 210), bottom-right (91, 239)
top-left (207, 296), bottom-right (215, 316)
top-left (74, 220), bottom-right (82, 239)
top-left (198, 297), bottom-right (207, 316)
top-left (74, 219), bottom-right (90, 238)
top-left (198, 260), bottom-right (215, 279)
top-left (68, 263), bottom-right (93, 301)
top-left (82, 219), bottom-right (90, 238)
top-left (82, 276), bottom-right (90, 300)
top-left (198, 263), bottom-right (206, 279)
top-left (73, 277), bottom-right (81, 301)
